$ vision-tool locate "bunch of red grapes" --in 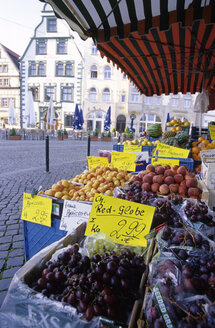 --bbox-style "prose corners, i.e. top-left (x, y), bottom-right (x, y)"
top-left (30, 243), bottom-right (146, 323)
top-left (183, 200), bottom-right (215, 227)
